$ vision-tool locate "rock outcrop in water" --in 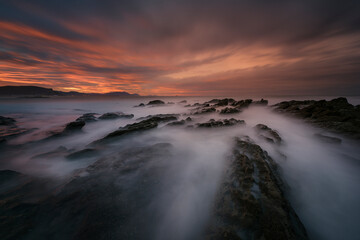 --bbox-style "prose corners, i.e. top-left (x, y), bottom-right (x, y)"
top-left (255, 124), bottom-right (282, 144)
top-left (76, 113), bottom-right (98, 122)
top-left (99, 112), bottom-right (134, 120)
top-left (94, 115), bottom-right (177, 143)
top-left (205, 137), bottom-right (308, 240)
top-left (0, 116), bottom-right (16, 126)
top-left (147, 100), bottom-right (165, 105)
top-left (274, 97), bottom-right (360, 139)
top-left (197, 119), bottom-right (245, 128)
top-left (220, 107), bottom-right (241, 114)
